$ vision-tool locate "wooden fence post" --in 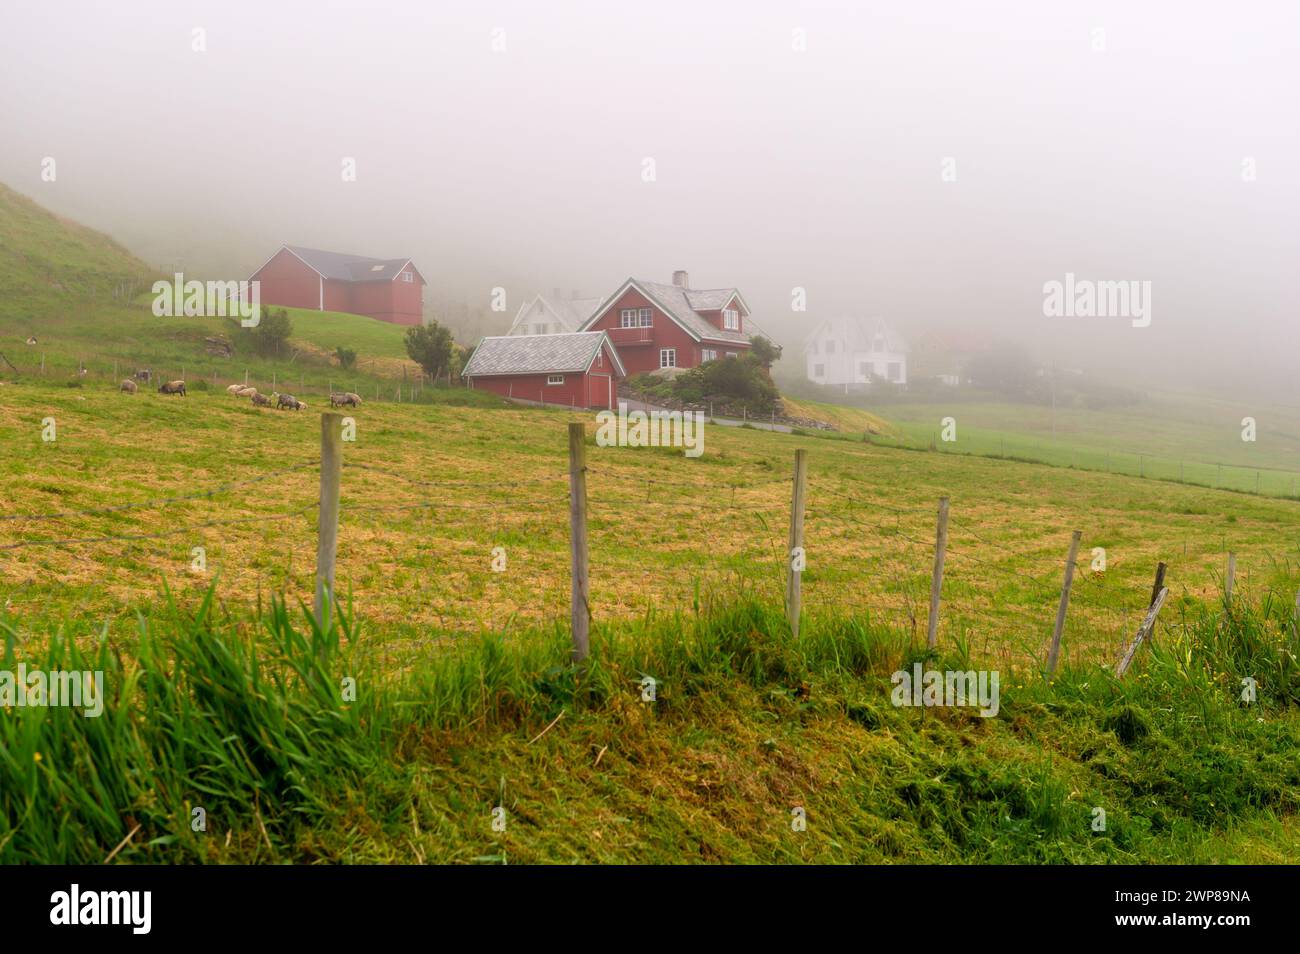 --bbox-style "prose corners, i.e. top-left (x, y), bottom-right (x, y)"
top-left (1116, 587), bottom-right (1169, 677)
top-left (1225, 552), bottom-right (1236, 607)
top-left (926, 497), bottom-right (950, 649)
top-left (568, 422), bottom-right (591, 663)
top-left (315, 413), bottom-right (343, 630)
top-left (1149, 561), bottom-right (1167, 608)
top-left (1047, 530), bottom-right (1082, 674)
top-left (785, 448), bottom-right (809, 638)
